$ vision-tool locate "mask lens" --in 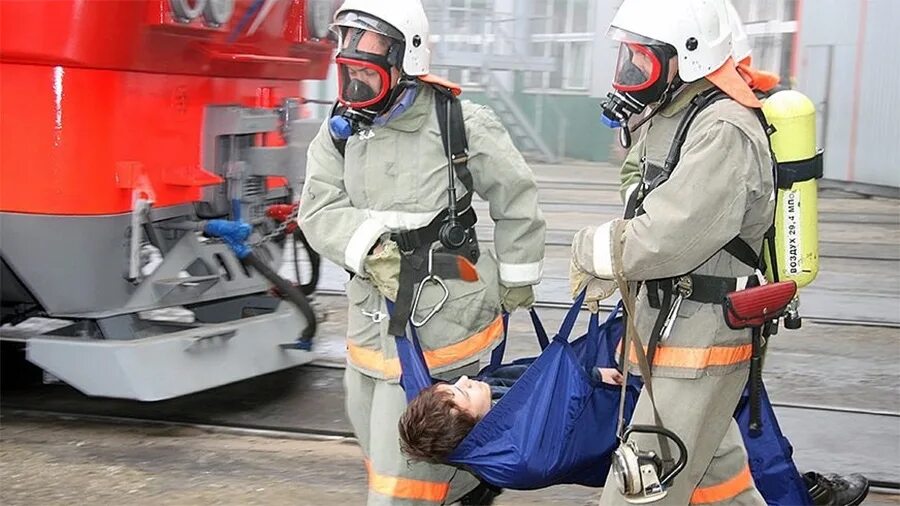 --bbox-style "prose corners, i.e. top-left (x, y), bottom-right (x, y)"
top-left (612, 43), bottom-right (662, 92)
top-left (337, 58), bottom-right (389, 109)
top-left (344, 79), bottom-right (377, 103)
